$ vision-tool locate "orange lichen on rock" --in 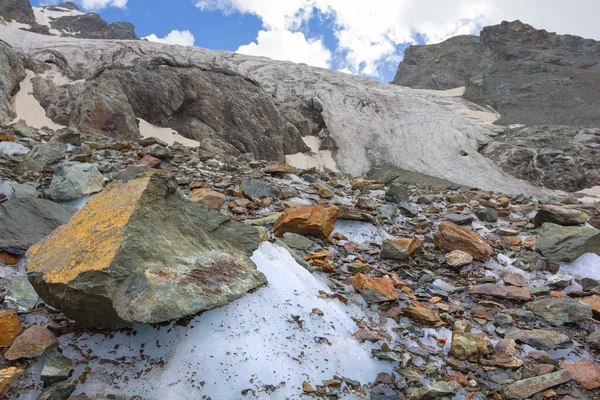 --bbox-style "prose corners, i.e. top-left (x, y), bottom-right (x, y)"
top-left (274, 205), bottom-right (339, 239)
top-left (26, 175), bottom-right (151, 284)
top-left (0, 311), bottom-right (23, 347)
